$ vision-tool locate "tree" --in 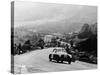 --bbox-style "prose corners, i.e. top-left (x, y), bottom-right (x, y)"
top-left (51, 37), bottom-right (57, 47)
top-left (17, 43), bottom-right (22, 54)
top-left (22, 40), bottom-right (31, 52)
top-left (24, 40), bottom-right (31, 45)
top-left (13, 44), bottom-right (17, 55)
top-left (69, 39), bottom-right (73, 47)
top-left (38, 38), bottom-right (45, 49)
